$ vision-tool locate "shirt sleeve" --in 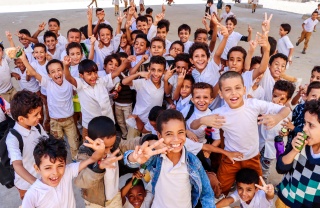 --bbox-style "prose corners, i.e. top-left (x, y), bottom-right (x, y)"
top-left (147, 24), bottom-right (157, 41)
top-left (40, 76), bottom-right (49, 88)
top-left (284, 36), bottom-right (294, 49)
top-left (230, 191), bottom-right (241, 203)
top-left (66, 162), bottom-right (80, 179)
top-left (184, 138), bottom-right (203, 155)
top-left (21, 188), bottom-right (37, 208)
top-left (74, 77), bottom-right (83, 91)
top-left (112, 32), bottom-right (122, 52)
top-left (130, 79), bottom-right (144, 91)
top-left (37, 36), bottom-right (44, 43)
top-left (101, 73), bottom-right (115, 90)
top-left (6, 132), bottom-right (22, 163)
top-left (254, 99), bottom-right (284, 115)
